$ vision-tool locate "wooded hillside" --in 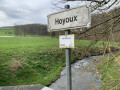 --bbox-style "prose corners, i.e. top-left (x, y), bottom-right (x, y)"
top-left (14, 24), bottom-right (49, 36)
top-left (80, 6), bottom-right (120, 41)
